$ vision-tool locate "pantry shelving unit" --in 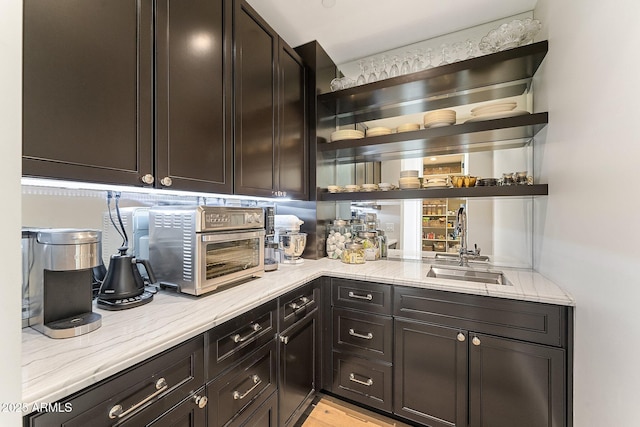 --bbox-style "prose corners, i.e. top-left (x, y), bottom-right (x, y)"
top-left (316, 40), bottom-right (549, 202)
